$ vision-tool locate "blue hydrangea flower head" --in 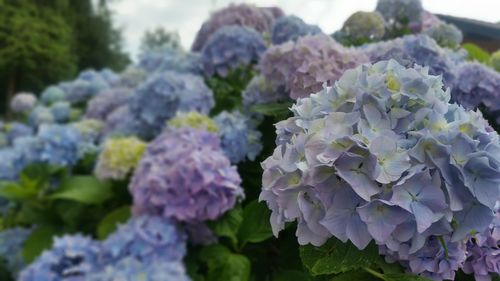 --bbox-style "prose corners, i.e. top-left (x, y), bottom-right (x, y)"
top-left (201, 25), bottom-right (266, 77)
top-left (19, 234), bottom-right (101, 281)
top-left (192, 3), bottom-right (283, 51)
top-left (5, 122), bottom-right (34, 145)
top-left (271, 15), bottom-right (322, 45)
top-left (0, 227), bottom-right (32, 277)
top-left (101, 215), bottom-right (186, 264)
top-left (129, 71), bottom-right (214, 139)
top-left (10, 92), bottom-right (37, 114)
top-left (214, 110), bottom-right (263, 163)
top-left (86, 258), bottom-right (190, 281)
top-left (41, 86), bottom-right (66, 105)
top-left (138, 47), bottom-right (202, 74)
top-left (424, 22), bottom-right (463, 49)
top-left (260, 60), bottom-right (500, 279)
top-left (85, 88), bottom-right (133, 121)
top-left (59, 78), bottom-right (109, 104)
top-left (130, 127), bottom-right (243, 222)
top-left (118, 67), bottom-right (147, 89)
top-left (37, 124), bottom-right (83, 166)
top-left (50, 101), bottom-right (72, 123)
top-left (376, 0), bottom-right (423, 35)
top-left (0, 148), bottom-right (25, 180)
top-left (29, 106), bottom-right (55, 127)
